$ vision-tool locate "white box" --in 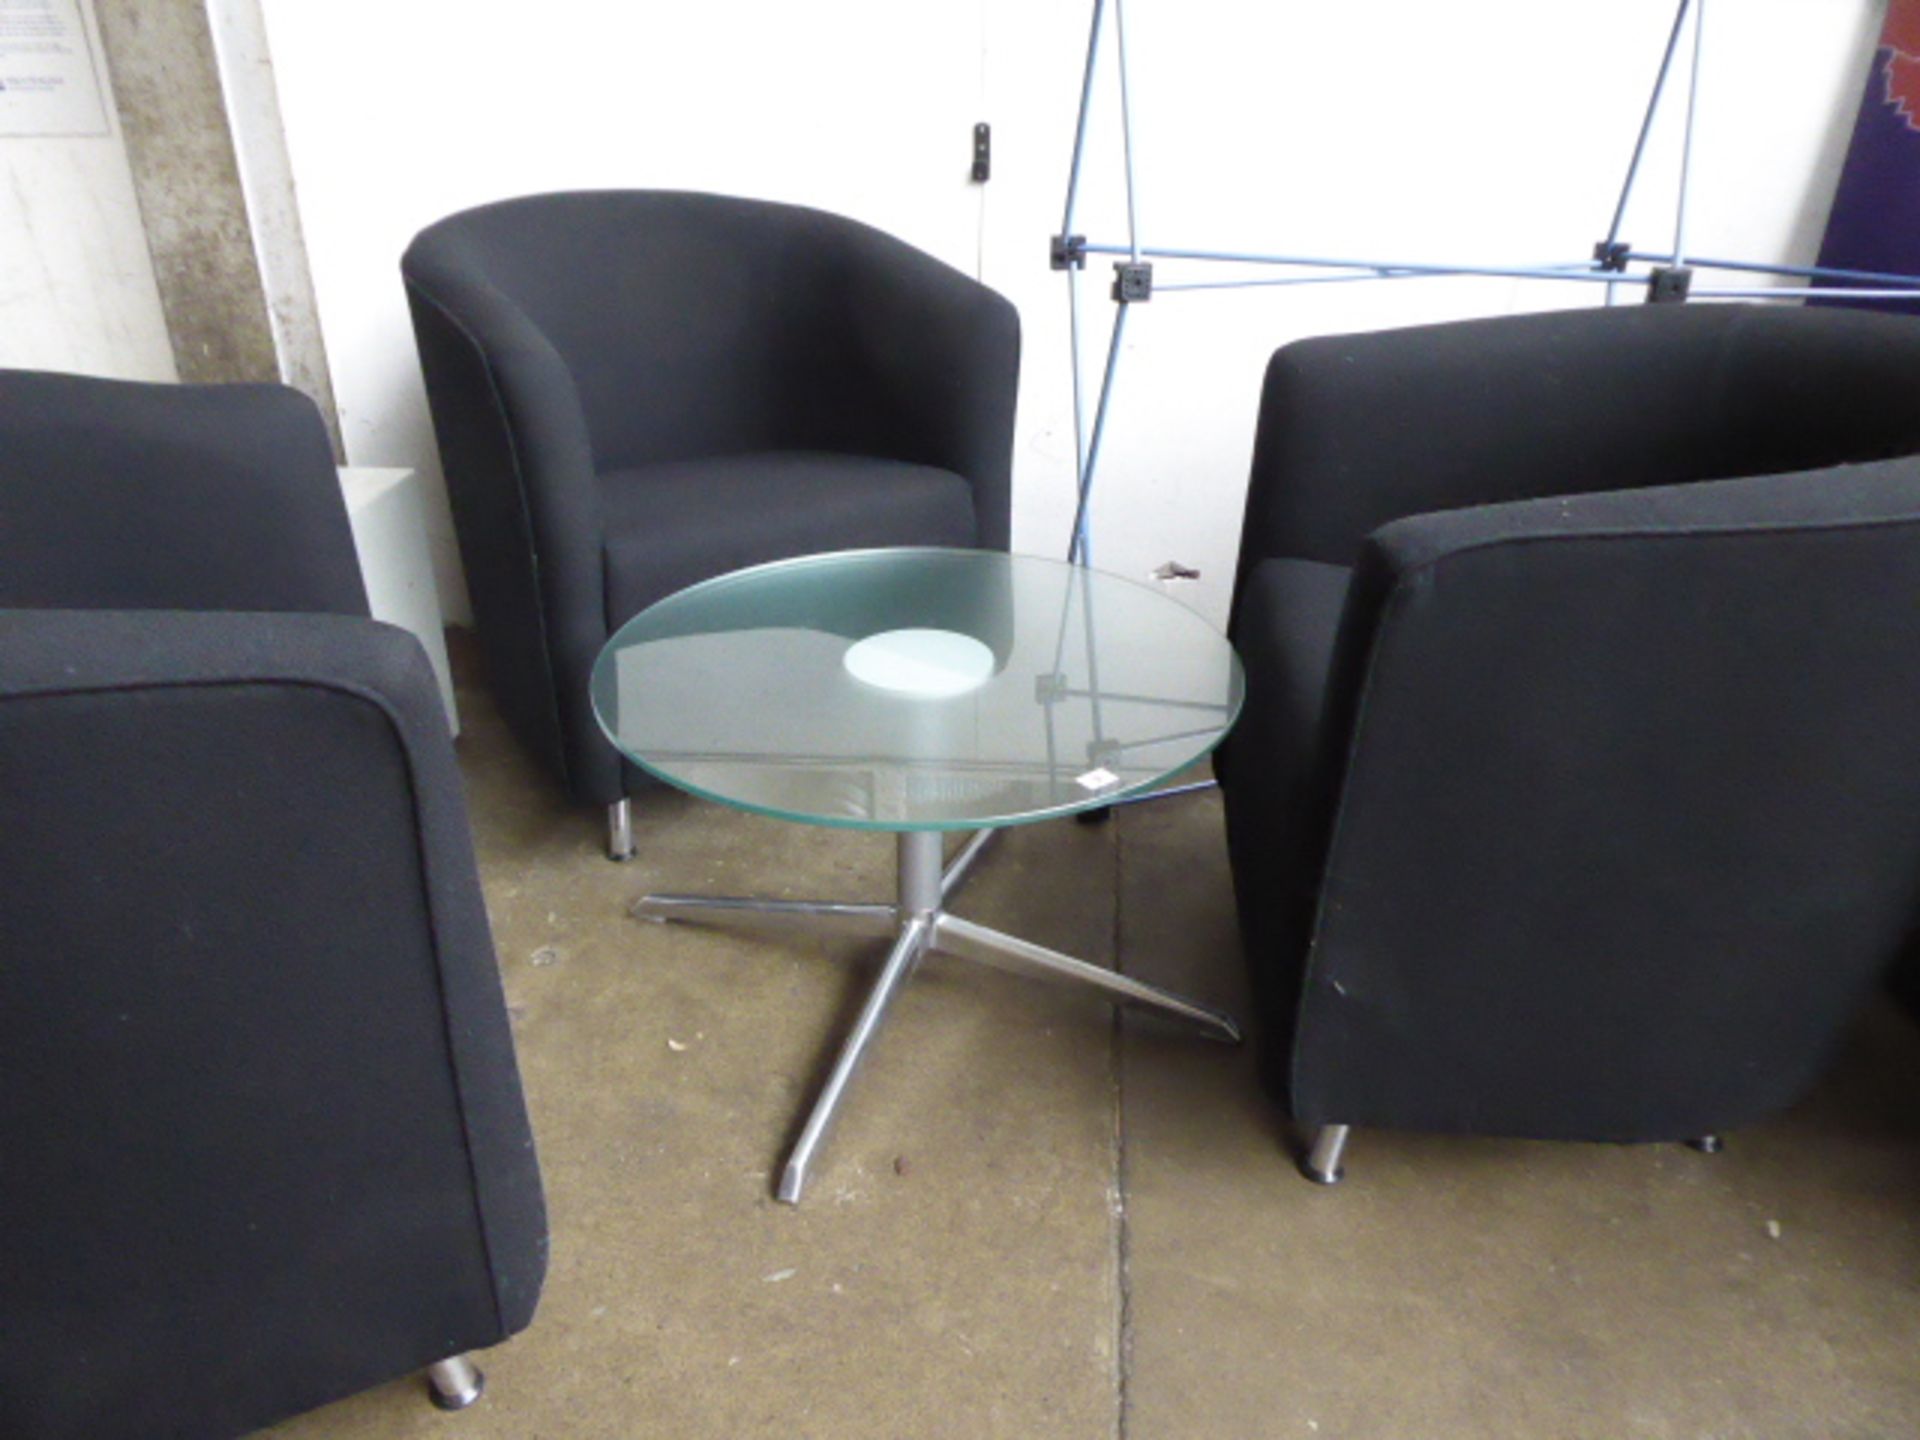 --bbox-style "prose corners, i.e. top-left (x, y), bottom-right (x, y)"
top-left (338, 466), bottom-right (459, 734)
